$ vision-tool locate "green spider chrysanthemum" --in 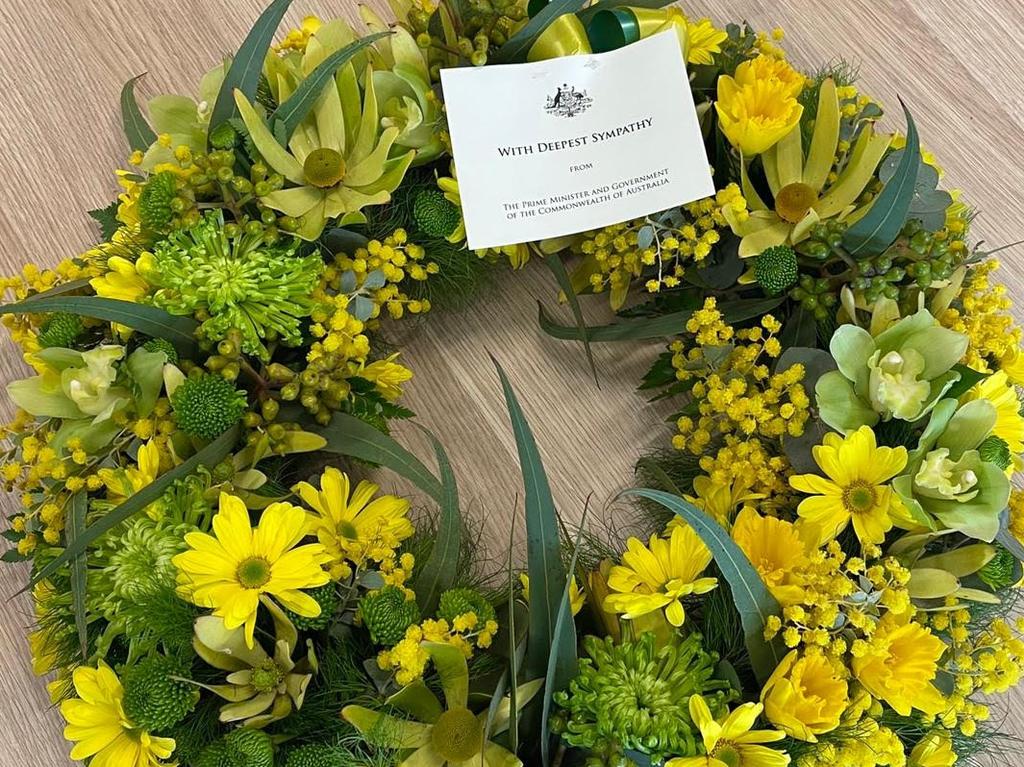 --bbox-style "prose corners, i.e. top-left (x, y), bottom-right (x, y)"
top-left (359, 586), bottom-right (420, 646)
top-left (437, 587), bottom-right (495, 626)
top-left (979, 546), bottom-right (1018, 590)
top-left (142, 337), bottom-right (179, 364)
top-left (287, 583), bottom-right (339, 632)
top-left (139, 171), bottom-right (179, 233)
top-left (553, 632), bottom-right (733, 762)
top-left (121, 654), bottom-right (199, 732)
top-left (753, 245), bottom-right (799, 296)
top-left (195, 728), bottom-right (275, 767)
top-left (37, 313), bottom-right (83, 349)
top-left (413, 189), bottom-right (460, 239)
top-left (171, 373), bottom-right (247, 440)
top-left (146, 211), bottom-right (324, 359)
top-left (282, 744), bottom-right (344, 767)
